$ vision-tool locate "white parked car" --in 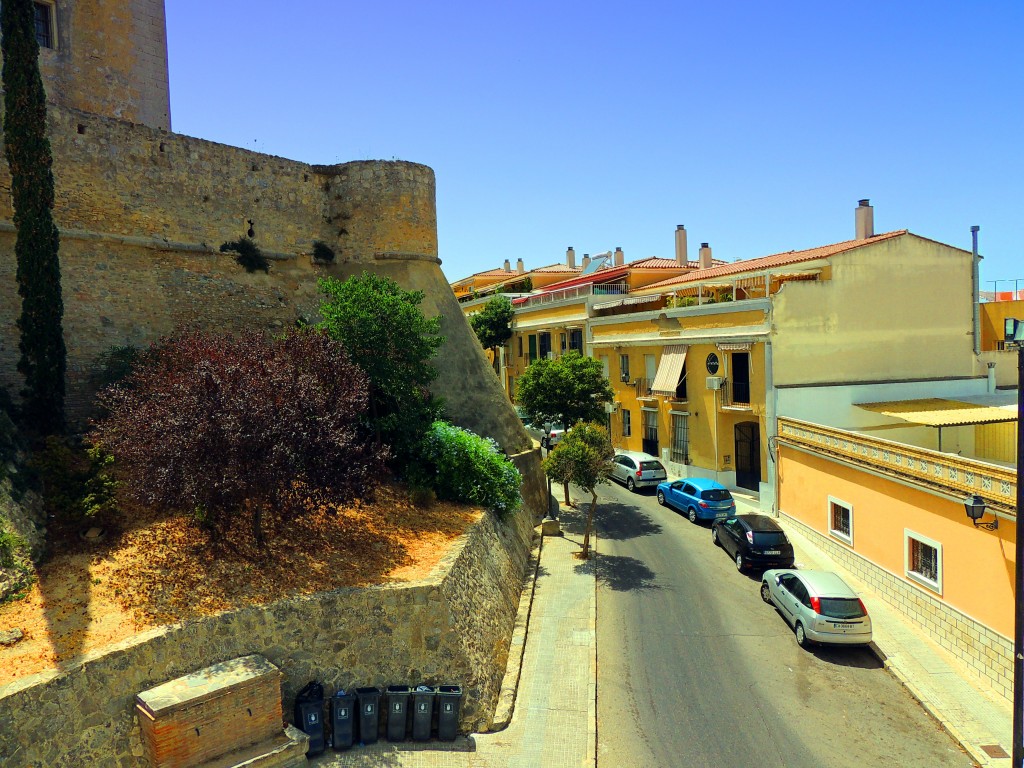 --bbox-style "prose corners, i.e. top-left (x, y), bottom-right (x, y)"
top-left (609, 451), bottom-right (667, 492)
top-left (525, 421), bottom-right (566, 450)
top-left (760, 569), bottom-right (872, 648)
